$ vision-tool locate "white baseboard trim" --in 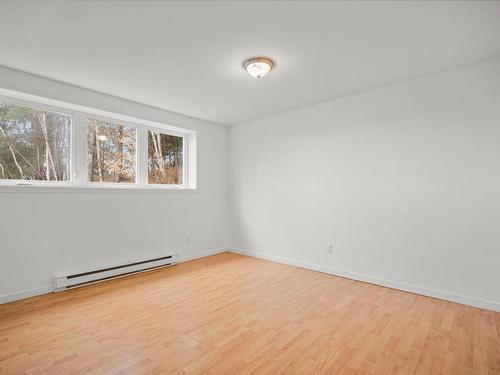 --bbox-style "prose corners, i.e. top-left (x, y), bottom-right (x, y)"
top-left (229, 248), bottom-right (500, 312)
top-left (177, 248), bottom-right (227, 263)
top-left (0, 248), bottom-right (228, 305)
top-left (0, 285), bottom-right (53, 305)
